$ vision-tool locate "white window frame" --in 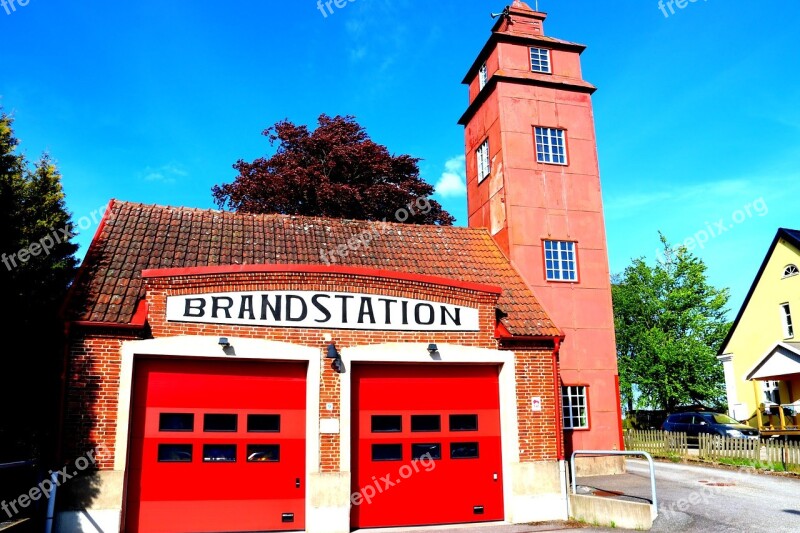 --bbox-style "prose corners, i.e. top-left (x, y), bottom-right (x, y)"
top-left (783, 264), bottom-right (799, 279)
top-left (535, 127), bottom-right (567, 165)
top-left (781, 303), bottom-right (794, 339)
top-left (544, 240), bottom-right (577, 282)
top-left (562, 386), bottom-right (588, 429)
top-left (479, 62), bottom-right (488, 90)
top-left (476, 139), bottom-right (490, 183)
top-left (530, 47), bottom-right (552, 74)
